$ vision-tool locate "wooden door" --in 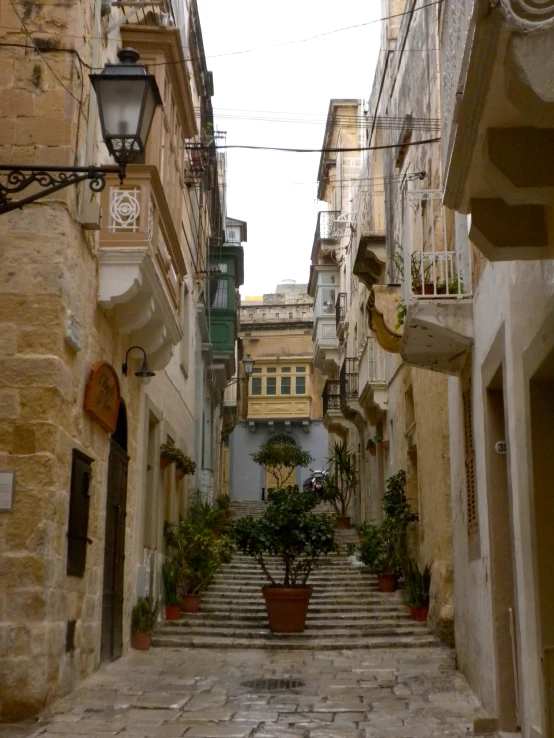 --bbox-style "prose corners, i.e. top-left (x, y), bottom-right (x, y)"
top-left (100, 438), bottom-right (129, 662)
